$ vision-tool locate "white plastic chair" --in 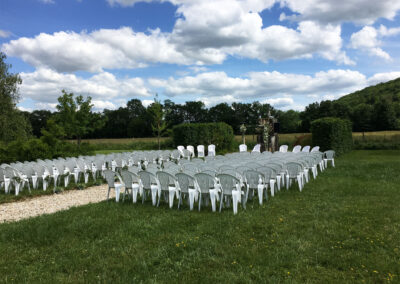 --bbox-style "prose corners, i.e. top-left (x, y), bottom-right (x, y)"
top-left (324, 150), bottom-right (335, 168)
top-left (311, 146), bottom-right (320, 152)
top-left (186, 145), bottom-right (195, 158)
top-left (251, 144), bottom-right (261, 153)
top-left (197, 145), bottom-right (205, 158)
top-left (292, 145), bottom-right (301, 153)
top-left (177, 145), bottom-right (185, 155)
top-left (208, 144), bottom-right (216, 156)
top-left (302, 145), bottom-right (310, 152)
top-left (239, 144), bottom-right (247, 152)
top-left (279, 145), bottom-right (288, 153)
